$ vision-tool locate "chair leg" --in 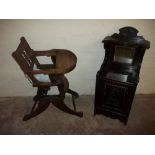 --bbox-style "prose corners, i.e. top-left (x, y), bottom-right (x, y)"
top-left (55, 75), bottom-right (83, 117)
top-left (67, 88), bottom-right (79, 99)
top-left (23, 76), bottom-right (83, 120)
top-left (23, 86), bottom-right (50, 121)
top-left (67, 88), bottom-right (83, 117)
top-left (49, 95), bottom-right (83, 118)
